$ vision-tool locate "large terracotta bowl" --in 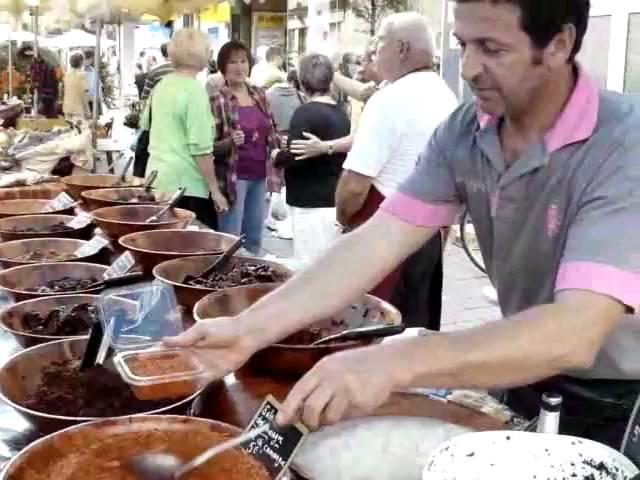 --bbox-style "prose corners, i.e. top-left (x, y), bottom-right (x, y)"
top-left (0, 339), bottom-right (207, 435)
top-left (0, 214), bottom-right (95, 242)
top-left (153, 254), bottom-right (294, 309)
top-left (0, 199), bottom-right (74, 219)
top-left (119, 229), bottom-right (238, 274)
top-left (1, 416), bottom-right (270, 479)
top-left (0, 237), bottom-right (107, 269)
top-left (91, 205), bottom-right (195, 241)
top-left (62, 174), bottom-right (145, 201)
top-left (81, 187), bottom-right (174, 211)
top-left (0, 295), bottom-right (99, 348)
top-left (194, 284), bottom-right (403, 378)
top-left (0, 262), bottom-right (110, 302)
